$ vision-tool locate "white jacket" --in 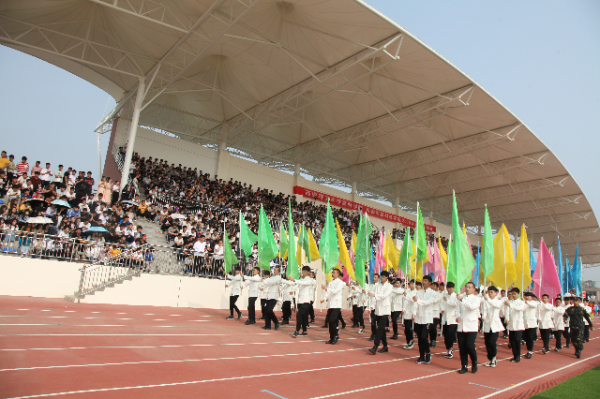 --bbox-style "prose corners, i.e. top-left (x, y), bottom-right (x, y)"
top-left (508, 299), bottom-right (526, 331)
top-left (227, 274), bottom-right (243, 296)
top-left (366, 282), bottom-right (381, 310)
top-left (351, 285), bottom-right (367, 307)
top-left (524, 300), bottom-right (539, 329)
top-left (403, 288), bottom-right (418, 319)
top-left (482, 297), bottom-right (505, 333)
top-left (564, 304), bottom-right (572, 327)
top-left (264, 275), bottom-right (282, 300)
top-left (431, 291), bottom-right (442, 316)
top-left (246, 275), bottom-right (262, 298)
top-left (259, 281), bottom-right (268, 299)
top-left (391, 287), bottom-right (404, 312)
top-left (552, 305), bottom-right (565, 331)
top-left (538, 302), bottom-right (555, 329)
top-left (500, 295), bottom-right (509, 318)
top-left (323, 278), bottom-right (346, 309)
top-left (457, 294), bottom-right (481, 333)
top-left (373, 281), bottom-right (393, 316)
top-left (295, 276), bottom-right (316, 304)
top-left (583, 305), bottom-right (592, 325)
top-left (282, 280), bottom-right (296, 302)
top-left (442, 291), bottom-right (459, 325)
top-left (414, 288), bottom-right (438, 324)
